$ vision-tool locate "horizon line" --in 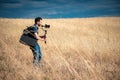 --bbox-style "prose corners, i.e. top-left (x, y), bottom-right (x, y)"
top-left (0, 16), bottom-right (120, 19)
